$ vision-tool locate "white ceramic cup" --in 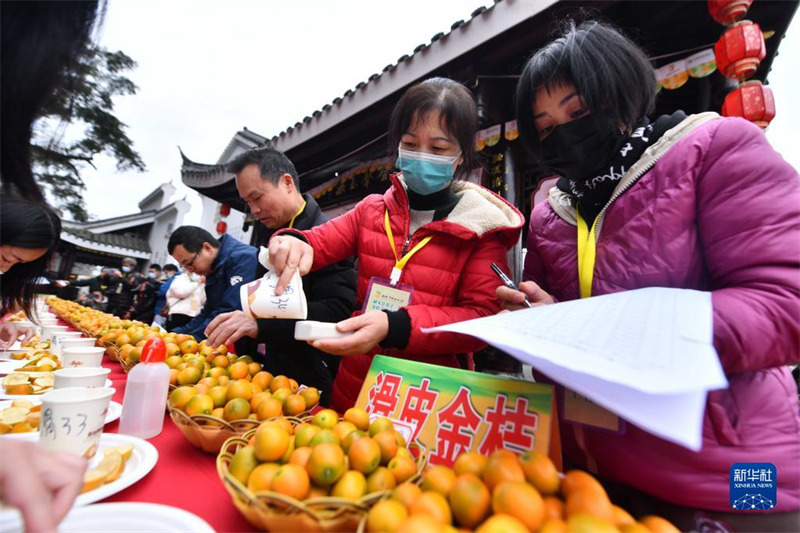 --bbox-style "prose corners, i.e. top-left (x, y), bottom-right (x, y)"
top-left (54, 337), bottom-right (96, 357)
top-left (38, 386), bottom-right (115, 457)
top-left (41, 325), bottom-right (69, 342)
top-left (54, 367), bottom-right (111, 389)
top-left (61, 346), bottom-right (105, 368)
